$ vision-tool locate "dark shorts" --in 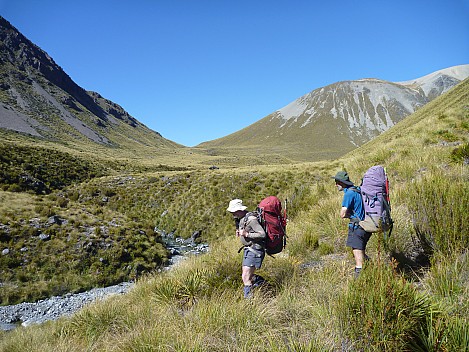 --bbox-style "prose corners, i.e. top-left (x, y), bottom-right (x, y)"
top-left (242, 247), bottom-right (265, 269)
top-left (346, 226), bottom-right (372, 250)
